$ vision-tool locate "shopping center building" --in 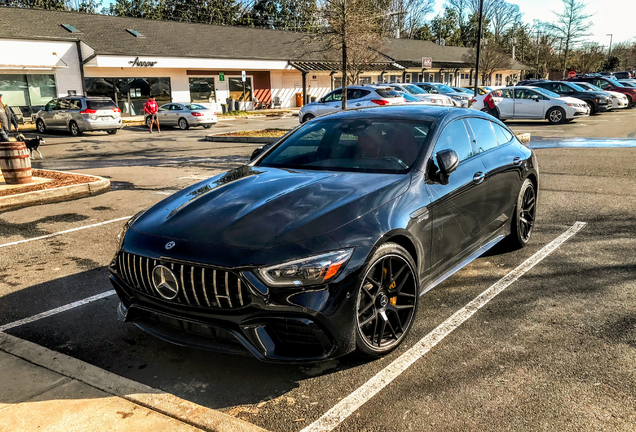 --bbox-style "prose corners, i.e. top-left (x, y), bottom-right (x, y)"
top-left (0, 6), bottom-right (527, 118)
